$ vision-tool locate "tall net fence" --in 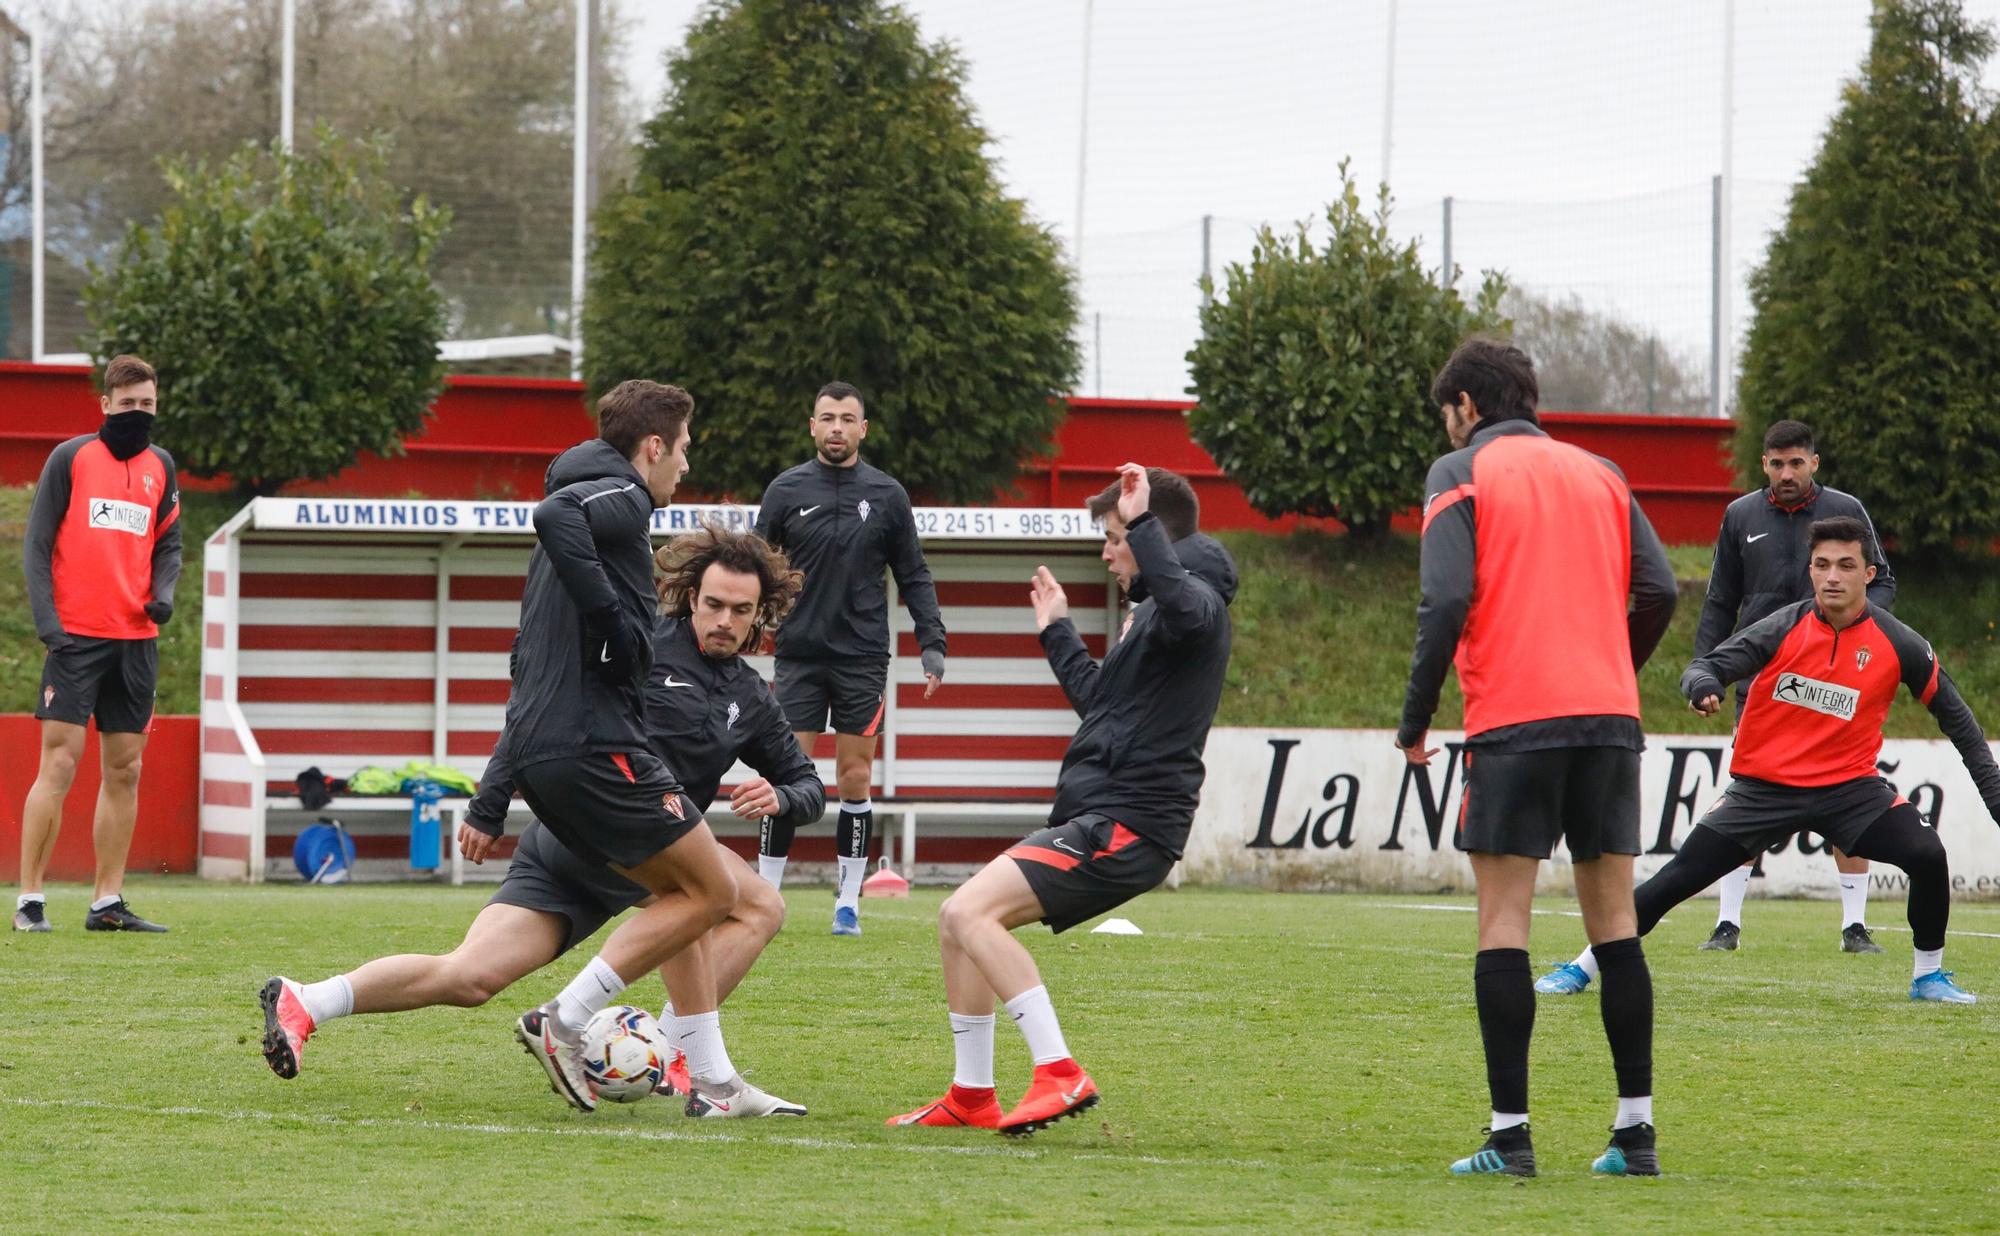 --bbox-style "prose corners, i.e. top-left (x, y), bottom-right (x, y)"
top-left (0, 0), bottom-right (636, 370)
